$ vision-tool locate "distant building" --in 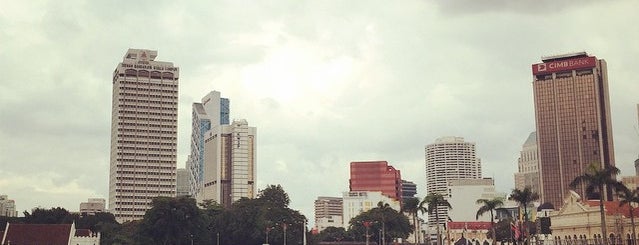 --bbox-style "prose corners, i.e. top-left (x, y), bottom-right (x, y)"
top-left (532, 52), bottom-right (615, 208)
top-left (186, 91), bottom-right (230, 198)
top-left (1, 223), bottom-right (99, 245)
top-left (199, 119), bottom-right (256, 207)
top-left (176, 168), bottom-right (190, 197)
top-left (621, 175), bottom-right (639, 191)
top-left (314, 196), bottom-right (343, 231)
top-left (342, 191), bottom-right (400, 228)
top-left (349, 161), bottom-right (402, 202)
top-left (514, 132), bottom-right (540, 195)
top-left (447, 178), bottom-right (499, 222)
top-left (425, 137), bottom-right (481, 227)
top-left (0, 195), bottom-right (17, 217)
top-left (79, 198), bottom-right (105, 215)
top-left (401, 180), bottom-right (417, 199)
top-left (108, 49), bottom-right (179, 222)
